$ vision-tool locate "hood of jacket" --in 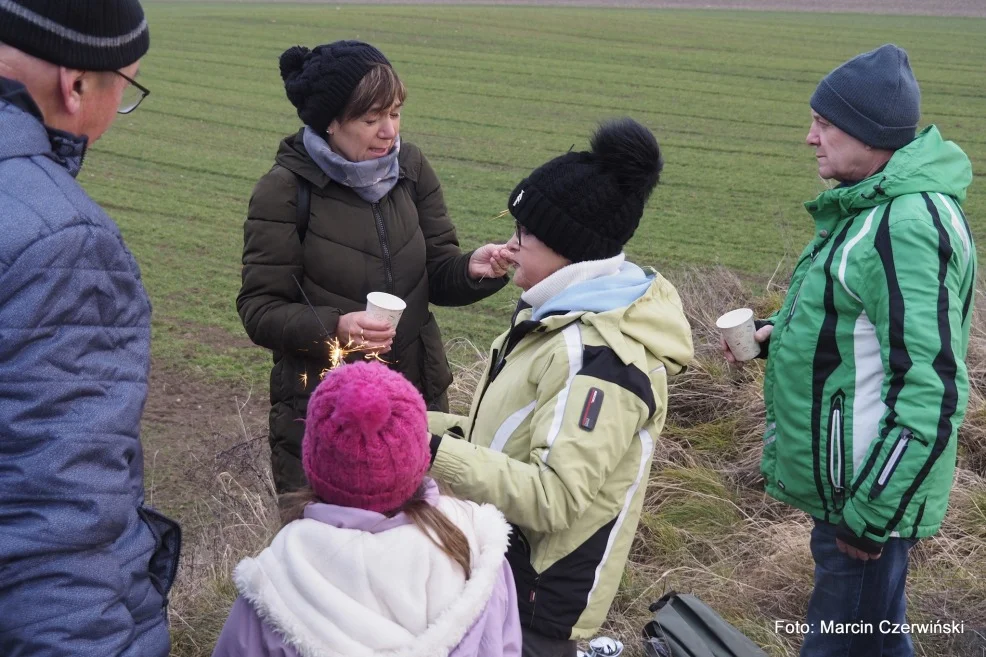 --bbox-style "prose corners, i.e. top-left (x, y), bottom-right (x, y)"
top-left (0, 77), bottom-right (87, 177)
top-left (233, 494), bottom-right (511, 657)
top-left (533, 262), bottom-right (693, 376)
top-left (806, 125), bottom-right (972, 225)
